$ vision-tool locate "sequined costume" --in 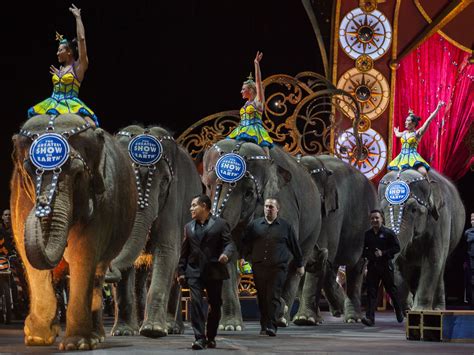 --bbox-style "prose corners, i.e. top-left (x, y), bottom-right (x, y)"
top-left (28, 65), bottom-right (99, 126)
top-left (228, 101), bottom-right (273, 148)
top-left (388, 132), bottom-right (430, 171)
